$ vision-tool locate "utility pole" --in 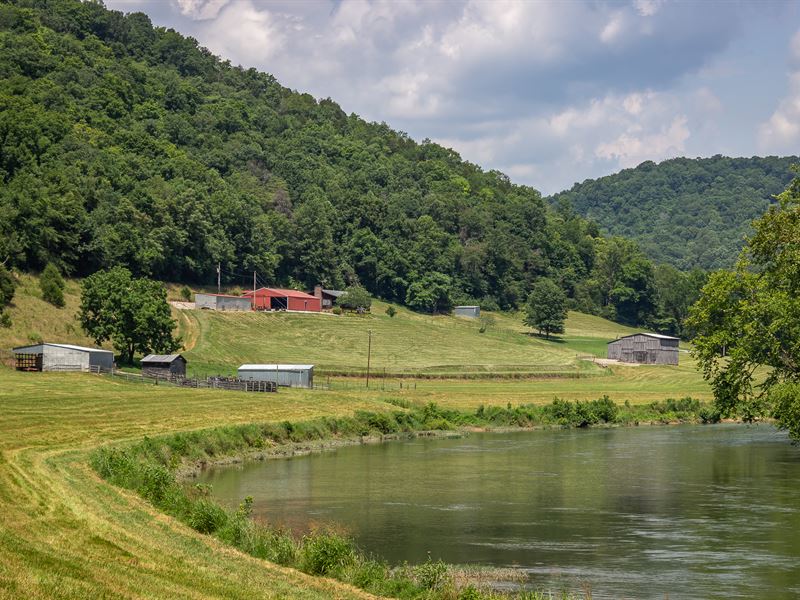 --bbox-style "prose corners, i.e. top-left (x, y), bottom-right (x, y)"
top-left (216, 262), bottom-right (221, 294)
top-left (366, 329), bottom-right (372, 388)
top-left (253, 270), bottom-right (257, 310)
